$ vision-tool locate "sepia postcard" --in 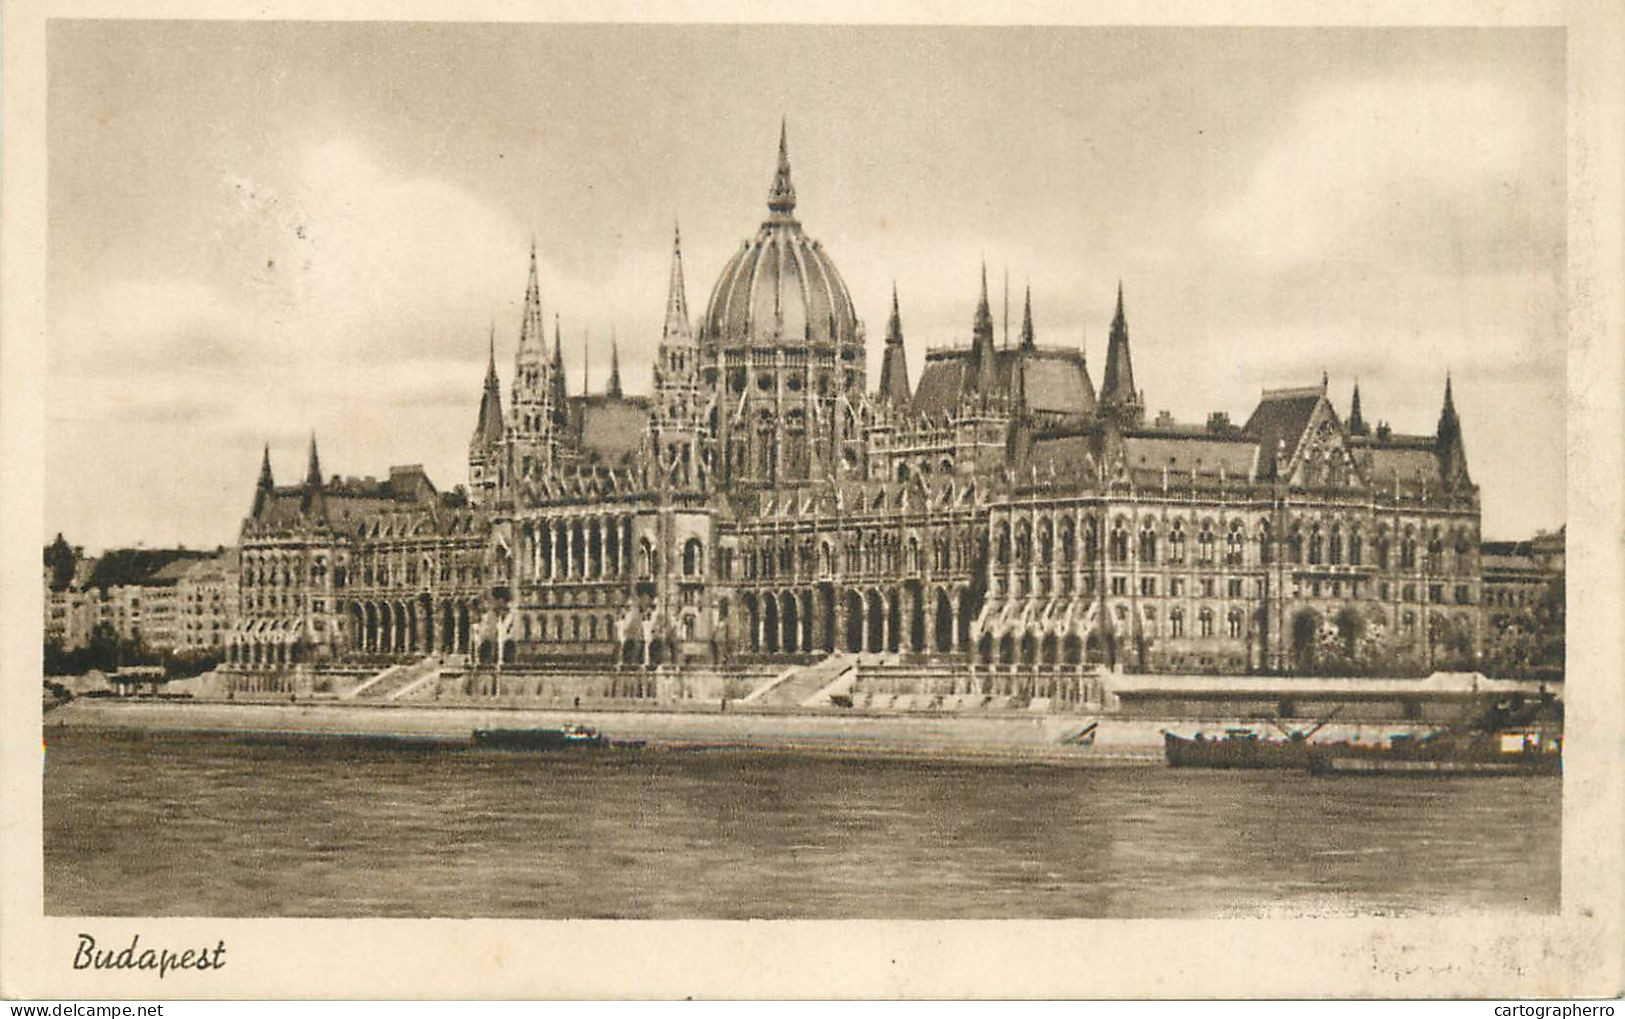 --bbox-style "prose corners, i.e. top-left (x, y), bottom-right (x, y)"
top-left (2, 0), bottom-right (1621, 1001)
